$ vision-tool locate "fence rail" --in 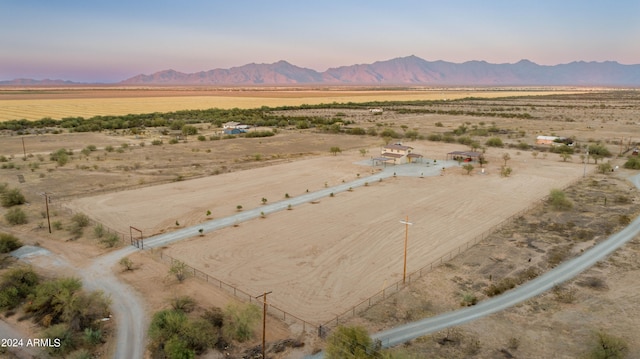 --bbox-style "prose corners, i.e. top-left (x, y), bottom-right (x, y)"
top-left (50, 168), bottom-right (590, 337)
top-left (157, 251), bottom-right (318, 334)
top-left (318, 174), bottom-right (586, 330)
